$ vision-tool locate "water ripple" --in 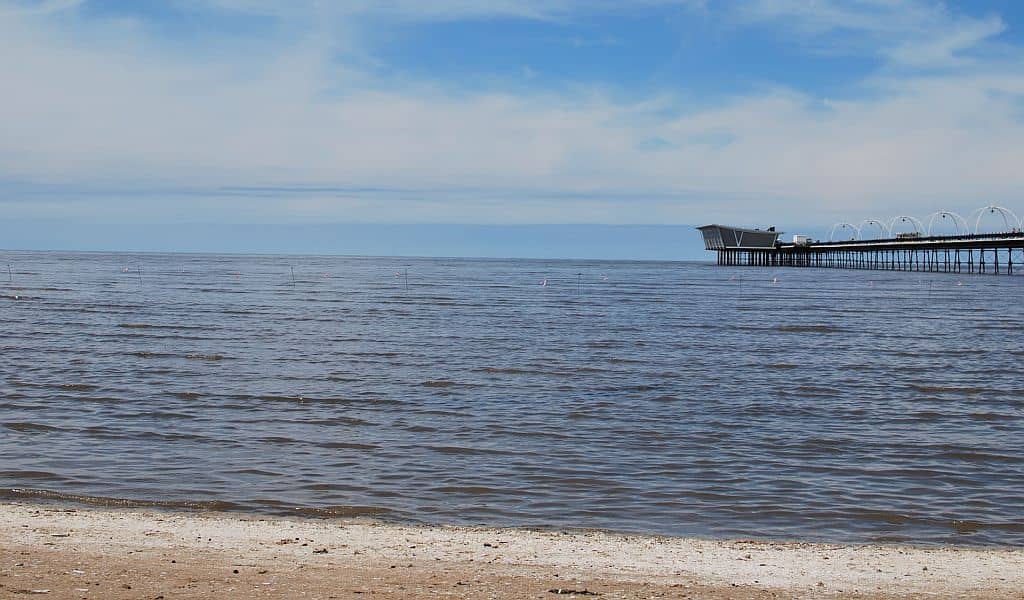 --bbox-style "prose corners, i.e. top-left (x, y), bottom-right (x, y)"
top-left (0, 252), bottom-right (1022, 546)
